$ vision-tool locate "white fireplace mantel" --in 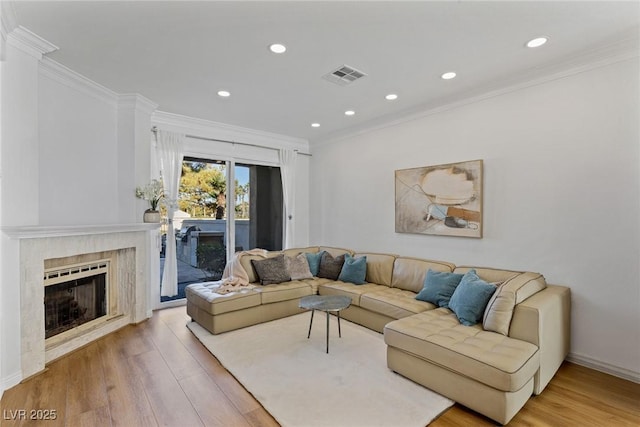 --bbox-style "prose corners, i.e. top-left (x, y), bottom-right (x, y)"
top-left (3, 222), bottom-right (160, 380)
top-left (1, 223), bottom-right (159, 239)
